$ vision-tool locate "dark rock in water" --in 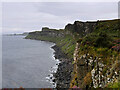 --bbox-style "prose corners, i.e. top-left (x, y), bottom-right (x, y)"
top-left (50, 77), bottom-right (52, 79)
top-left (52, 79), bottom-right (56, 82)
